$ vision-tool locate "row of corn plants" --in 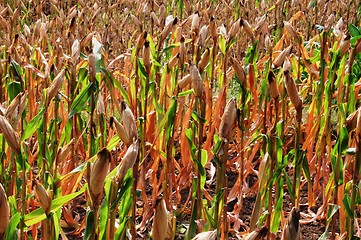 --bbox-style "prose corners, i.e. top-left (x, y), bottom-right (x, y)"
top-left (0, 0), bottom-right (361, 239)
